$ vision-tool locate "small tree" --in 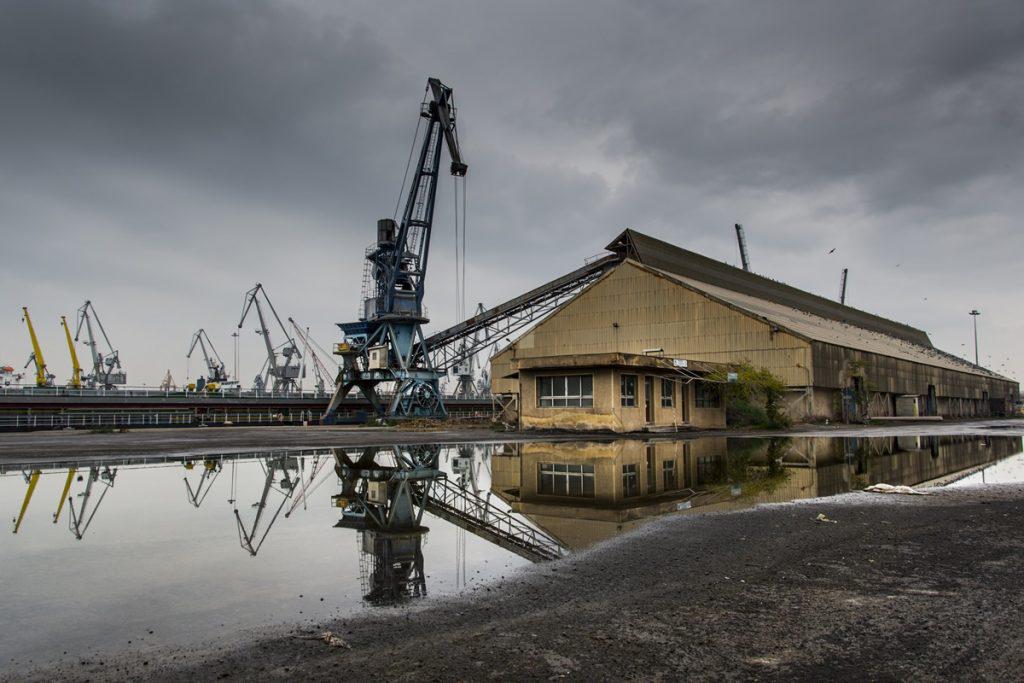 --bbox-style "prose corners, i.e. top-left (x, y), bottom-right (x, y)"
top-left (708, 362), bottom-right (791, 429)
